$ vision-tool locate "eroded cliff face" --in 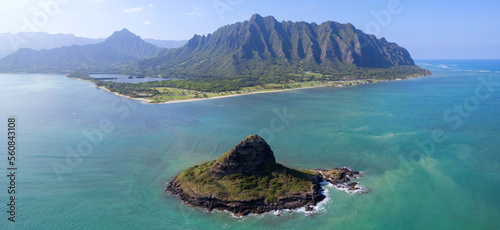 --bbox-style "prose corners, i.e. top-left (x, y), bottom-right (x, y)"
top-left (139, 14), bottom-right (419, 77)
top-left (166, 176), bottom-right (324, 216)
